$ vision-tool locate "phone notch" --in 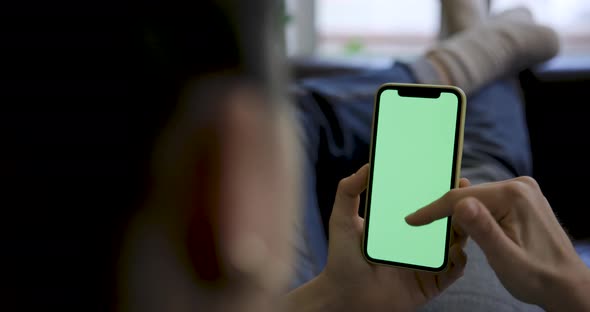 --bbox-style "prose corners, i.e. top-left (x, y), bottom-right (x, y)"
top-left (398, 87), bottom-right (441, 99)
